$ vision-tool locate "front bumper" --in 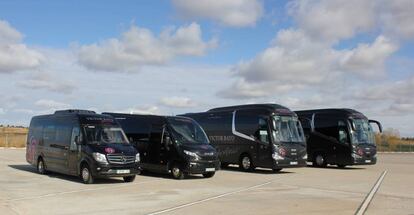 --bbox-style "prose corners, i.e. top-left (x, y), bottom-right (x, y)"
top-left (91, 162), bottom-right (141, 178)
top-left (272, 158), bottom-right (307, 168)
top-left (184, 160), bottom-right (220, 174)
top-left (352, 156), bottom-right (377, 165)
